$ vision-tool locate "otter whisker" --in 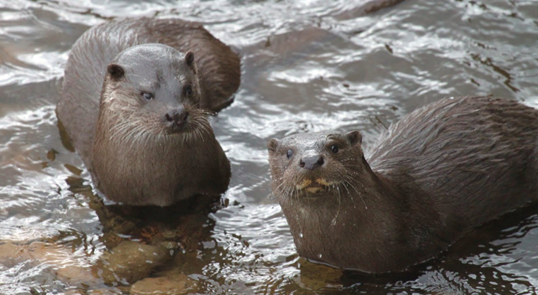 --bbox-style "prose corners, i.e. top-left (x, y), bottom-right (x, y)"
top-left (201, 110), bottom-right (218, 117)
top-left (341, 176), bottom-right (368, 209)
top-left (337, 180), bottom-right (356, 207)
top-left (275, 180), bottom-right (288, 195)
top-left (197, 118), bottom-right (213, 139)
top-left (331, 185), bottom-right (342, 226)
top-left (109, 121), bottom-right (131, 141)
